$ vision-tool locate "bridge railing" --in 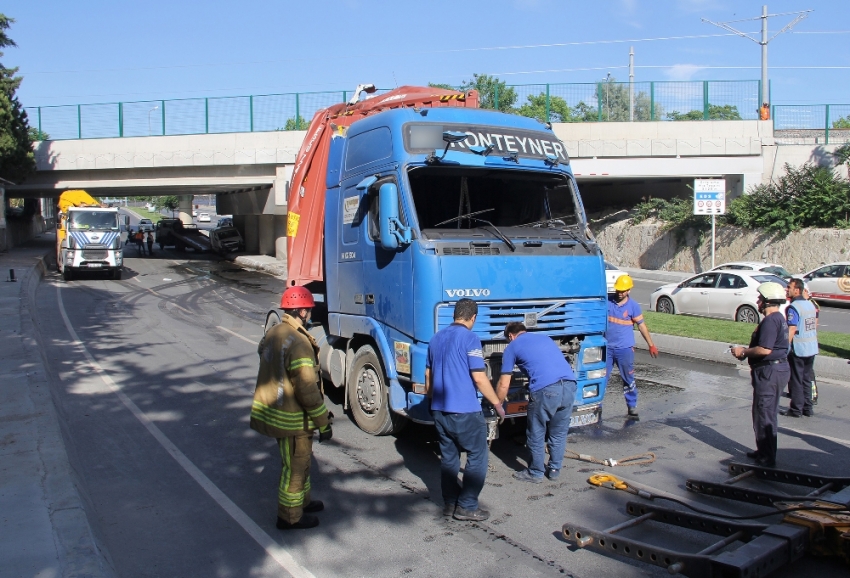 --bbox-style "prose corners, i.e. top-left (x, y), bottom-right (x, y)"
top-left (772, 104), bottom-right (850, 144)
top-left (26, 80), bottom-right (766, 140)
